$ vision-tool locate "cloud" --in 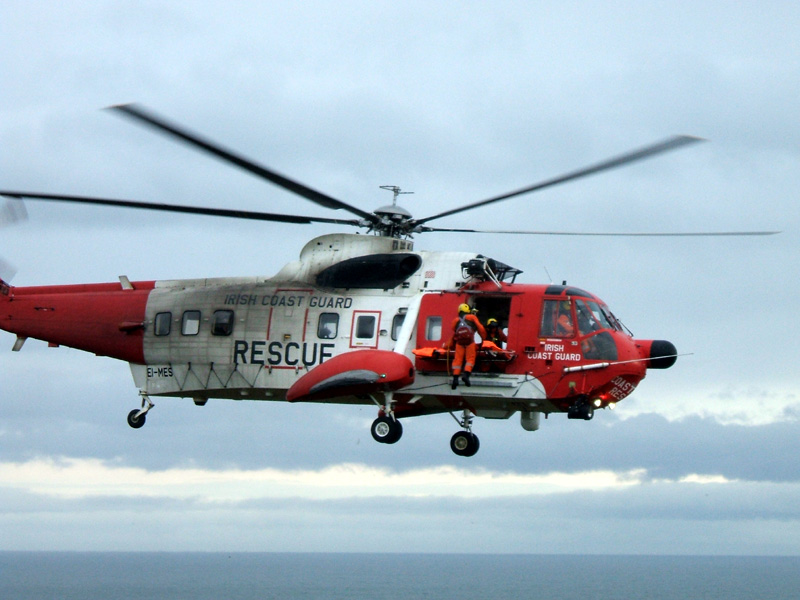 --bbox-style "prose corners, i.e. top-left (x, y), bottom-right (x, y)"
top-left (622, 384), bottom-right (800, 426)
top-left (3, 457), bottom-right (800, 554)
top-left (0, 457), bottom-right (644, 501)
